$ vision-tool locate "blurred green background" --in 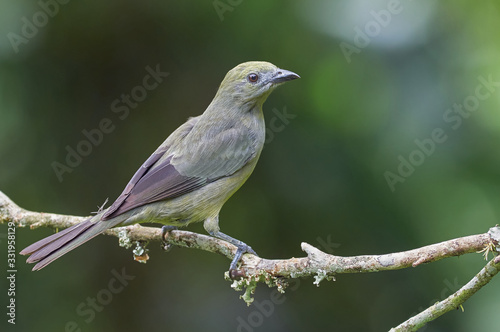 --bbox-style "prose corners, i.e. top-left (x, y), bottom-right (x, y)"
top-left (1, 0), bottom-right (500, 331)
